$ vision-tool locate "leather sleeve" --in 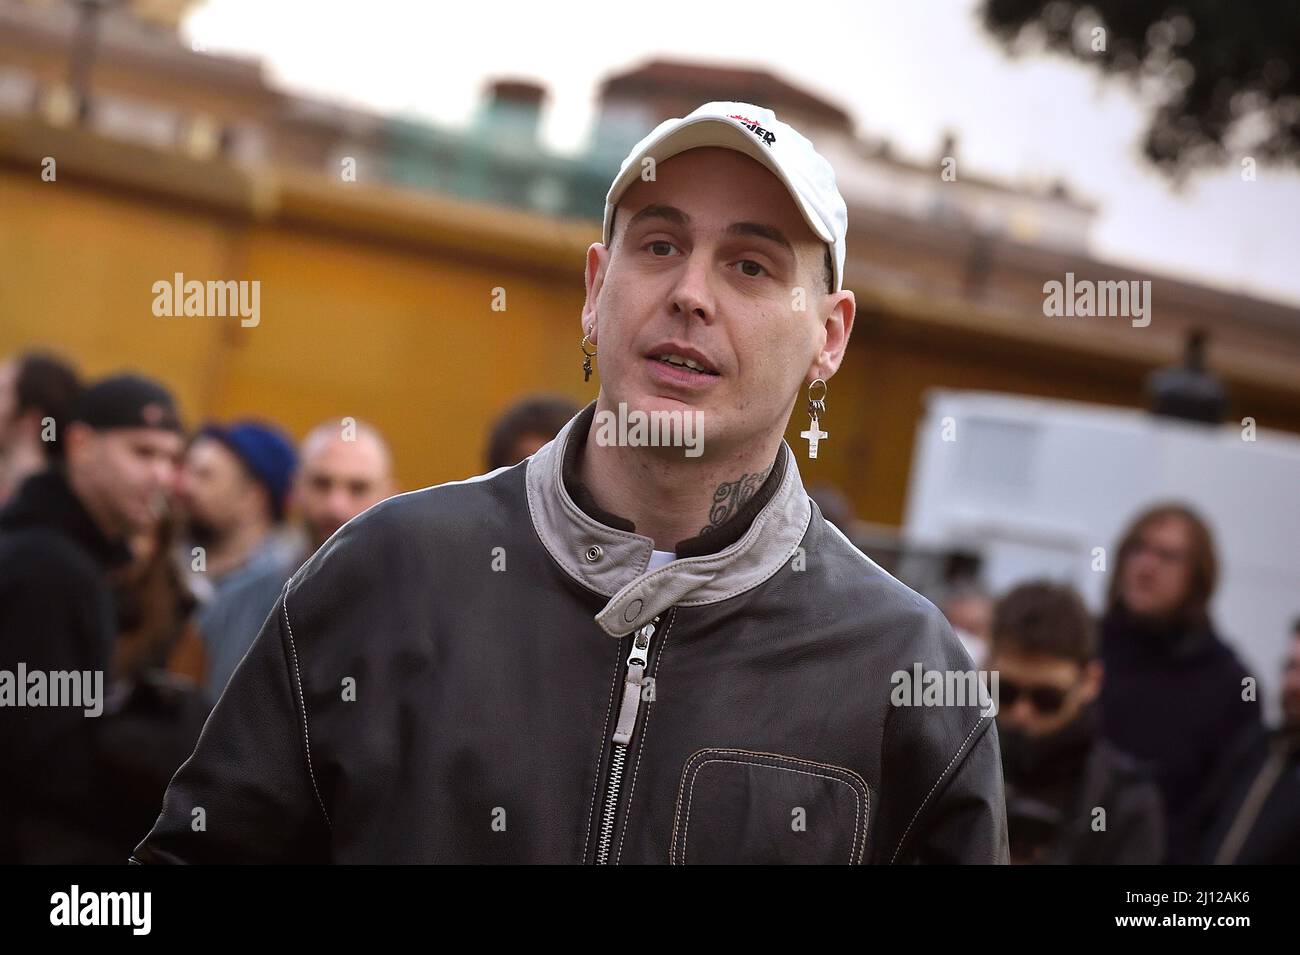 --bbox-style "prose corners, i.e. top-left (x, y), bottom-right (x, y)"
top-left (871, 597), bottom-right (1010, 865)
top-left (130, 592), bottom-right (330, 863)
top-left (898, 719), bottom-right (1010, 865)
